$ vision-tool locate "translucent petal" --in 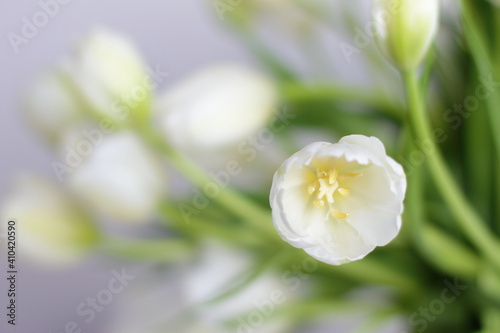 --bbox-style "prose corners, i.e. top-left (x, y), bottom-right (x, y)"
top-left (303, 219), bottom-right (376, 265)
